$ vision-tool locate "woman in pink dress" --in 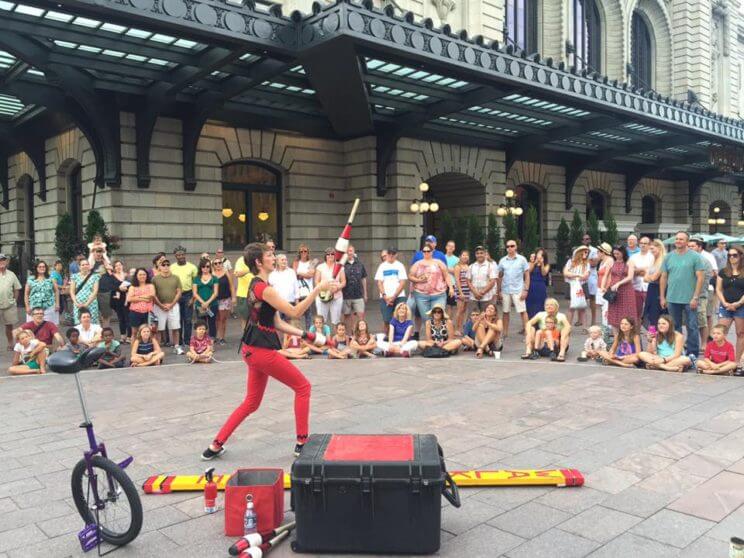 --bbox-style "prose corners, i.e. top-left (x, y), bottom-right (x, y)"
top-left (601, 245), bottom-right (636, 331)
